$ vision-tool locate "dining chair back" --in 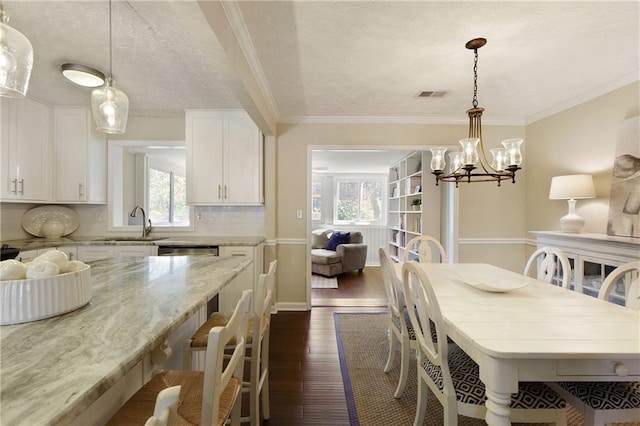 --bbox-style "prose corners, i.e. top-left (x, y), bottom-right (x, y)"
top-left (183, 260), bottom-right (277, 426)
top-left (598, 260), bottom-right (640, 309)
top-left (402, 262), bottom-right (567, 426)
top-left (548, 260), bottom-right (640, 426)
top-left (144, 385), bottom-right (181, 426)
top-left (403, 235), bottom-right (448, 263)
top-left (107, 290), bottom-right (252, 426)
top-left (524, 246), bottom-right (572, 289)
top-left (379, 247), bottom-right (416, 398)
